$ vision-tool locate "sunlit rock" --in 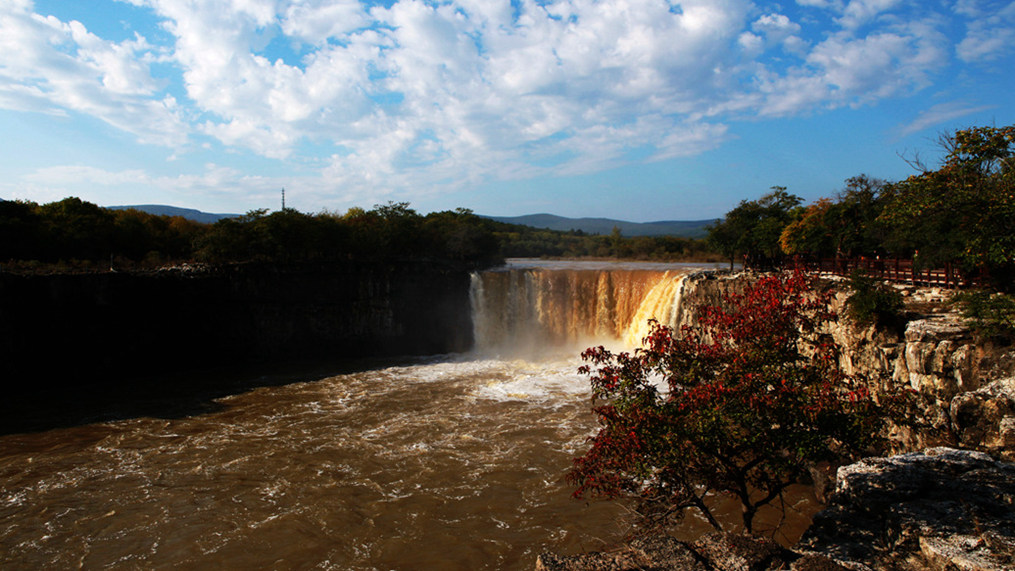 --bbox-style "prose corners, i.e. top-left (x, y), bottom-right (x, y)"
top-left (950, 378), bottom-right (1015, 462)
top-left (799, 448), bottom-right (1015, 570)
